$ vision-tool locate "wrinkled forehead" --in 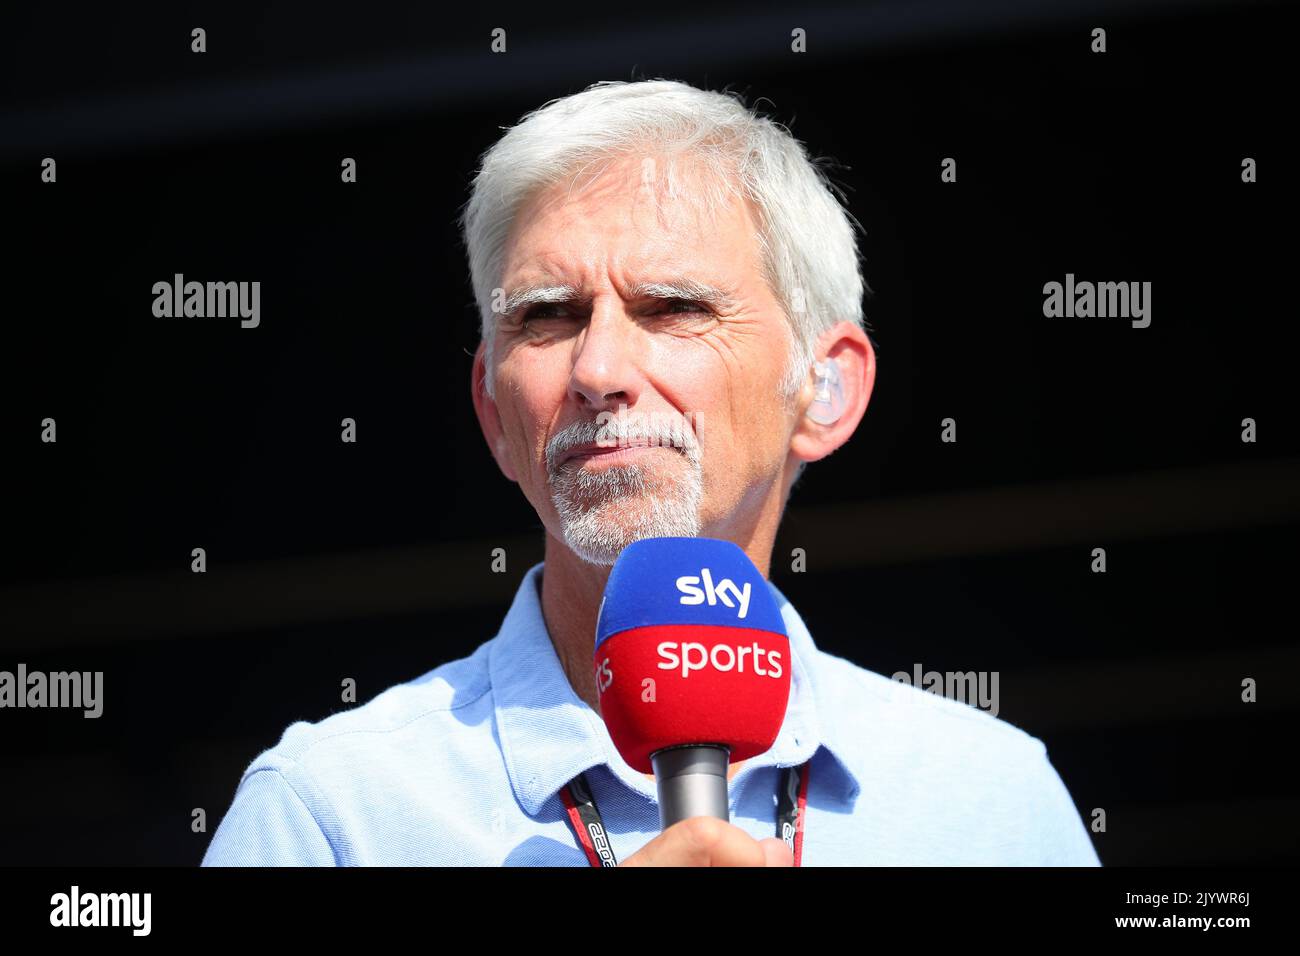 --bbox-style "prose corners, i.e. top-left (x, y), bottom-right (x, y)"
top-left (502, 152), bottom-right (767, 283)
